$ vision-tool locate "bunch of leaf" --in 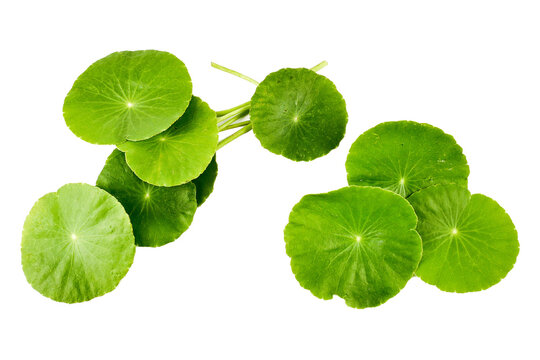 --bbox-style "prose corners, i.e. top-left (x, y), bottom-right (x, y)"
top-left (21, 50), bottom-right (348, 303)
top-left (285, 121), bottom-right (519, 308)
